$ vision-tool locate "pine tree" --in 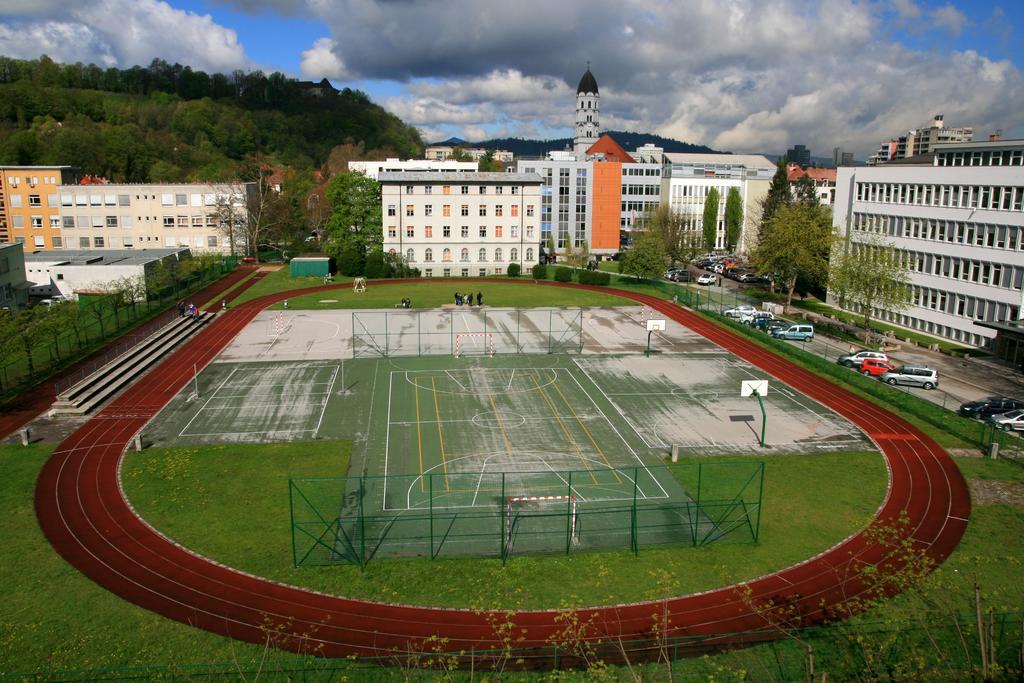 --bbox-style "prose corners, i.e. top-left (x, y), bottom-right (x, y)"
top-left (724, 188), bottom-right (743, 252)
top-left (702, 187), bottom-right (720, 252)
